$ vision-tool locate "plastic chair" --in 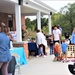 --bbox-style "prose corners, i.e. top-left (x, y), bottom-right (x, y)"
top-left (11, 53), bottom-right (21, 75)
